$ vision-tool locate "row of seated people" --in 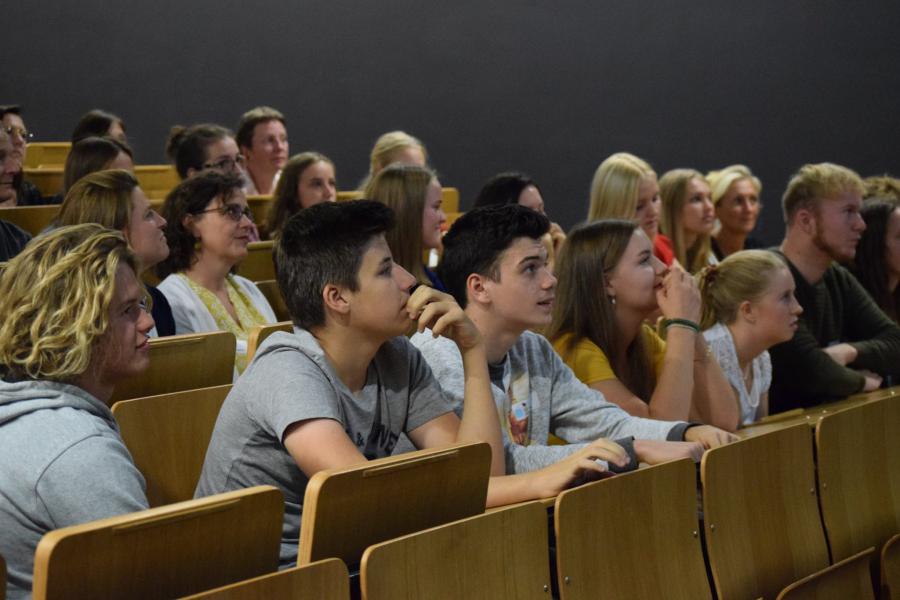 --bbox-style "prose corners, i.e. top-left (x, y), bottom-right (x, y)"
top-left (3, 184), bottom-right (900, 597)
top-left (4, 111), bottom-right (899, 416)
